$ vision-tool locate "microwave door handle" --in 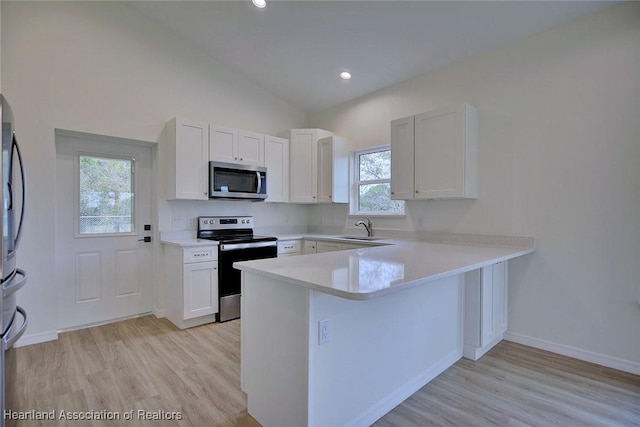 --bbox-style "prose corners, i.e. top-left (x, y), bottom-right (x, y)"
top-left (12, 134), bottom-right (26, 251)
top-left (256, 171), bottom-right (262, 194)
